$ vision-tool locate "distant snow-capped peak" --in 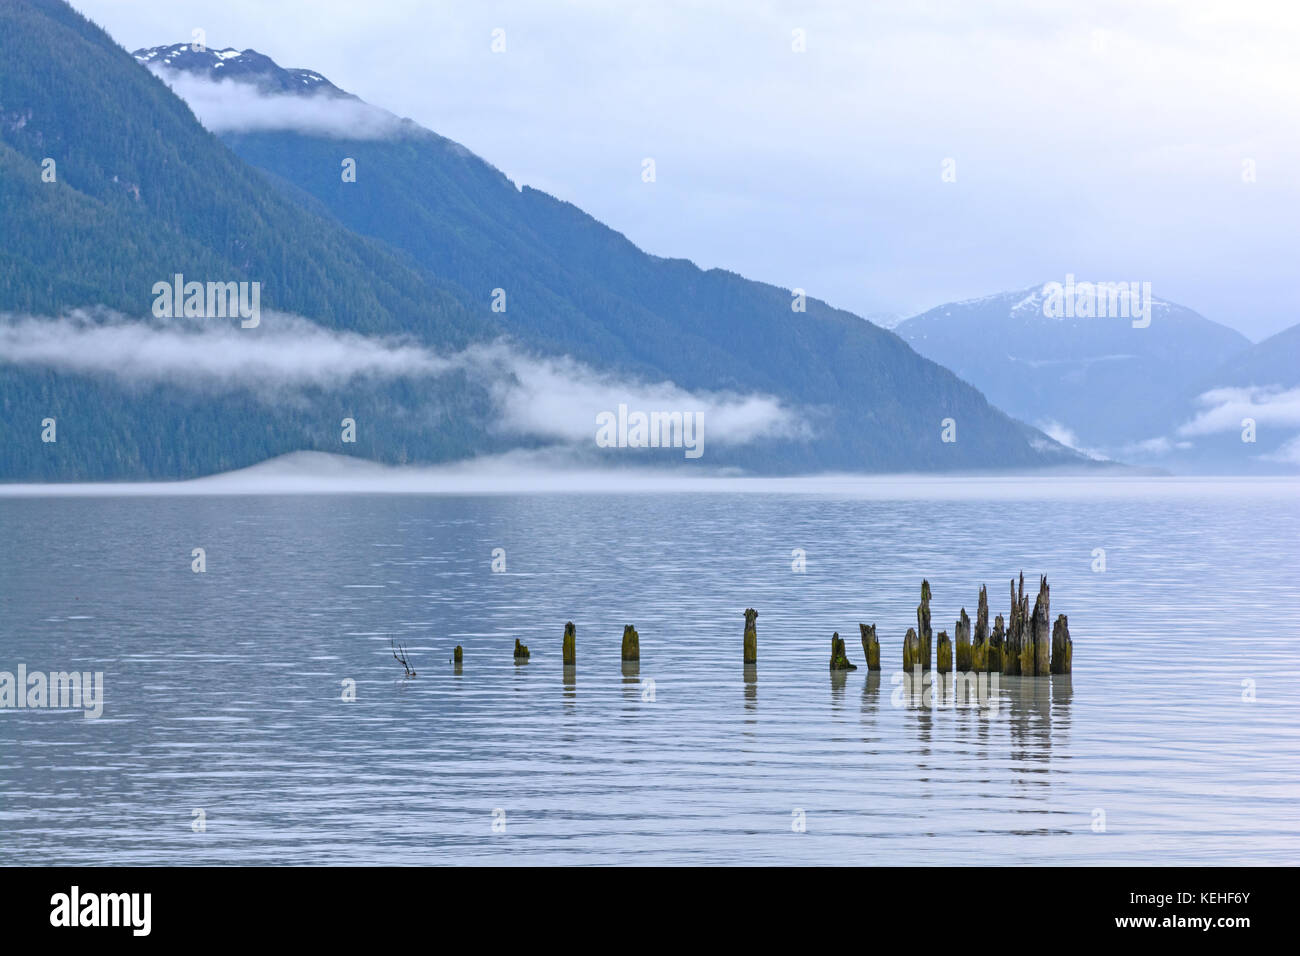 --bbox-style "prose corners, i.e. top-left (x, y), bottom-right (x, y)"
top-left (133, 44), bottom-right (350, 98)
